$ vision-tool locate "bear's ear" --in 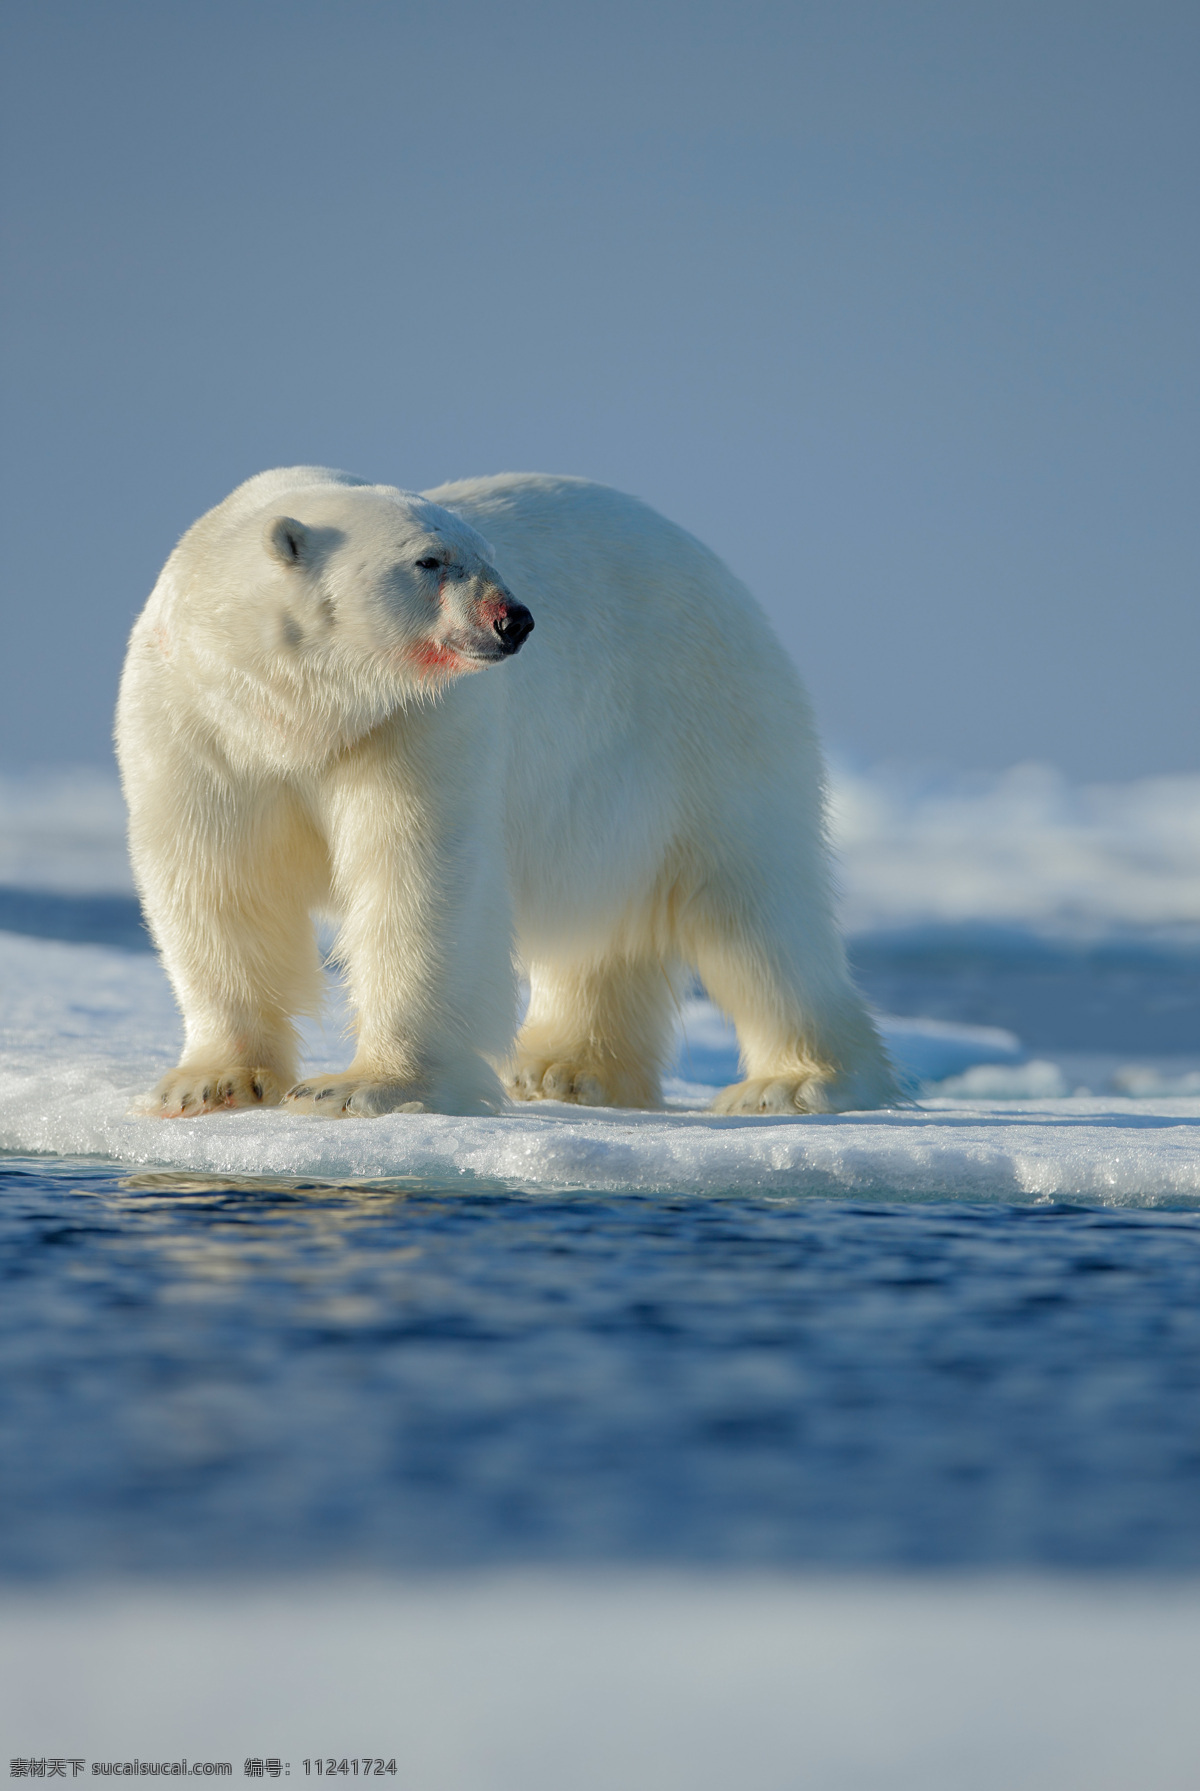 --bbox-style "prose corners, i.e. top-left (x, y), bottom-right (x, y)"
top-left (264, 515), bottom-right (312, 568)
